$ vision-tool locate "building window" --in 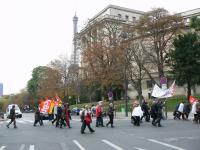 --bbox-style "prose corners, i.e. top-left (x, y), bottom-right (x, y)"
top-left (118, 14), bottom-right (121, 19)
top-left (146, 80), bottom-right (153, 89)
top-left (125, 15), bottom-right (129, 21)
top-left (132, 17), bottom-right (136, 22)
